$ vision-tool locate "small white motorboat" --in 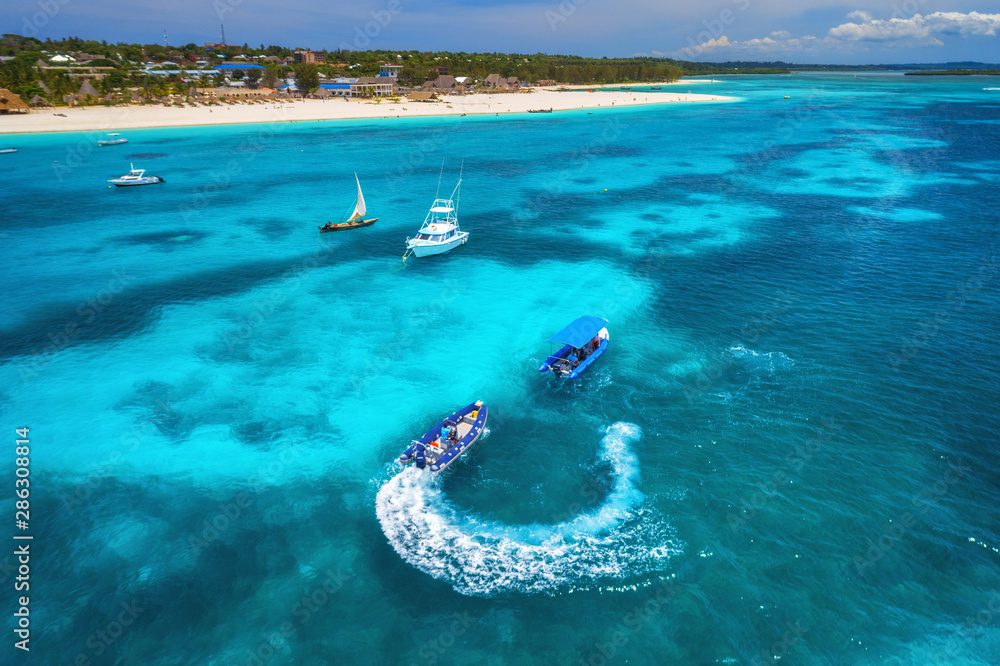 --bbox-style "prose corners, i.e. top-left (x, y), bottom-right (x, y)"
top-left (108, 164), bottom-right (164, 187)
top-left (98, 133), bottom-right (128, 146)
